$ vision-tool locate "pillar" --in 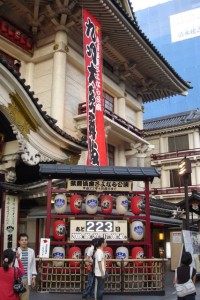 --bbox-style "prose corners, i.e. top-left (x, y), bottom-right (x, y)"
top-left (25, 62), bottom-right (35, 89)
top-left (118, 144), bottom-right (126, 166)
top-left (51, 30), bottom-right (68, 128)
top-left (193, 129), bottom-right (200, 149)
